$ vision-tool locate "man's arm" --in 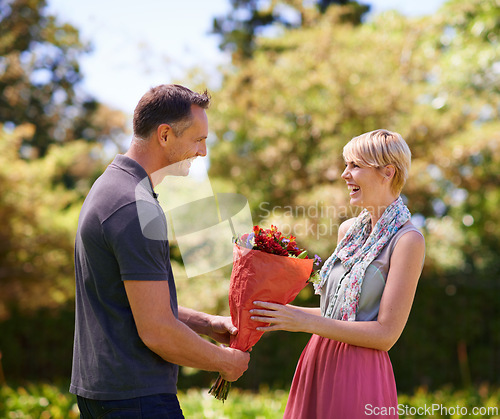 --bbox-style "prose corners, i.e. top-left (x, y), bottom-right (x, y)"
top-left (178, 307), bottom-right (236, 345)
top-left (124, 280), bottom-right (249, 381)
